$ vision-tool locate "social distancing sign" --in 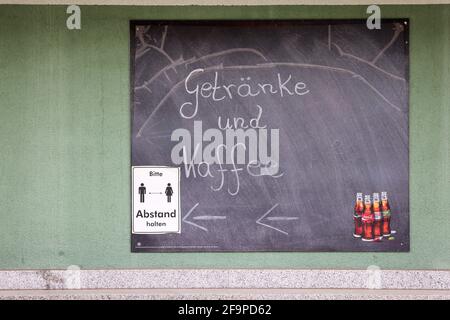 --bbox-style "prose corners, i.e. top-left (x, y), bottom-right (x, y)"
top-left (132, 166), bottom-right (181, 234)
